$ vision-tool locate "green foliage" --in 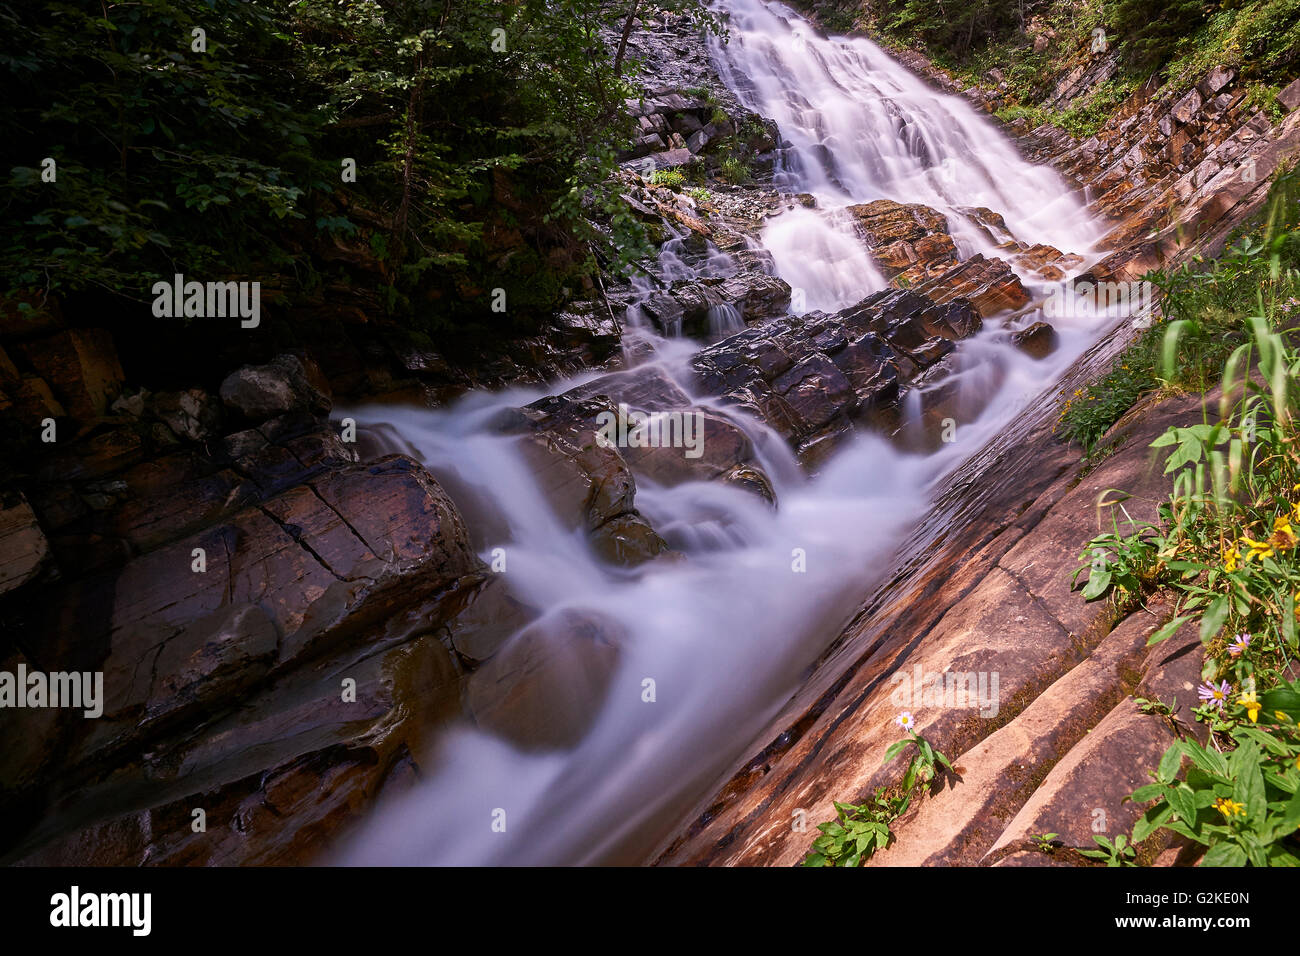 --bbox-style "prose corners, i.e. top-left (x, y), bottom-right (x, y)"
top-left (1110, 0), bottom-right (1213, 71)
top-left (649, 168), bottom-right (685, 190)
top-left (875, 0), bottom-right (1026, 59)
top-left (1079, 833), bottom-right (1138, 866)
top-left (1155, 0), bottom-right (1300, 87)
top-left (802, 724), bottom-right (953, 866)
top-left (1056, 348), bottom-right (1159, 454)
top-left (2, 0), bottom-right (320, 297)
top-left (718, 156), bottom-right (751, 185)
top-left (1059, 165), bottom-right (1300, 453)
top-left (1, 0), bottom-right (718, 333)
top-left (801, 789), bottom-right (908, 867)
top-left (1029, 832), bottom-right (1060, 851)
top-left (1070, 168), bottom-right (1300, 864)
top-left (1128, 723), bottom-right (1300, 866)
